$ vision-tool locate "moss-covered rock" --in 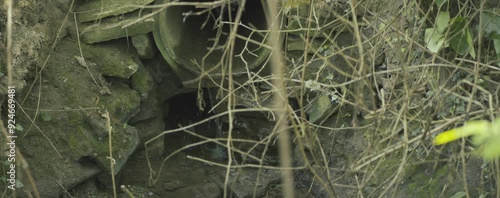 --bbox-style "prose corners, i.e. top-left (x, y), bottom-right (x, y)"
top-left (132, 34), bottom-right (157, 59)
top-left (305, 94), bottom-right (337, 123)
top-left (17, 36), bottom-right (141, 196)
top-left (130, 90), bottom-right (161, 123)
top-left (132, 110), bottom-right (166, 158)
top-left (131, 58), bottom-right (155, 100)
top-left (156, 71), bottom-right (184, 103)
top-left (98, 82), bottom-right (141, 122)
top-left (82, 40), bottom-right (139, 79)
